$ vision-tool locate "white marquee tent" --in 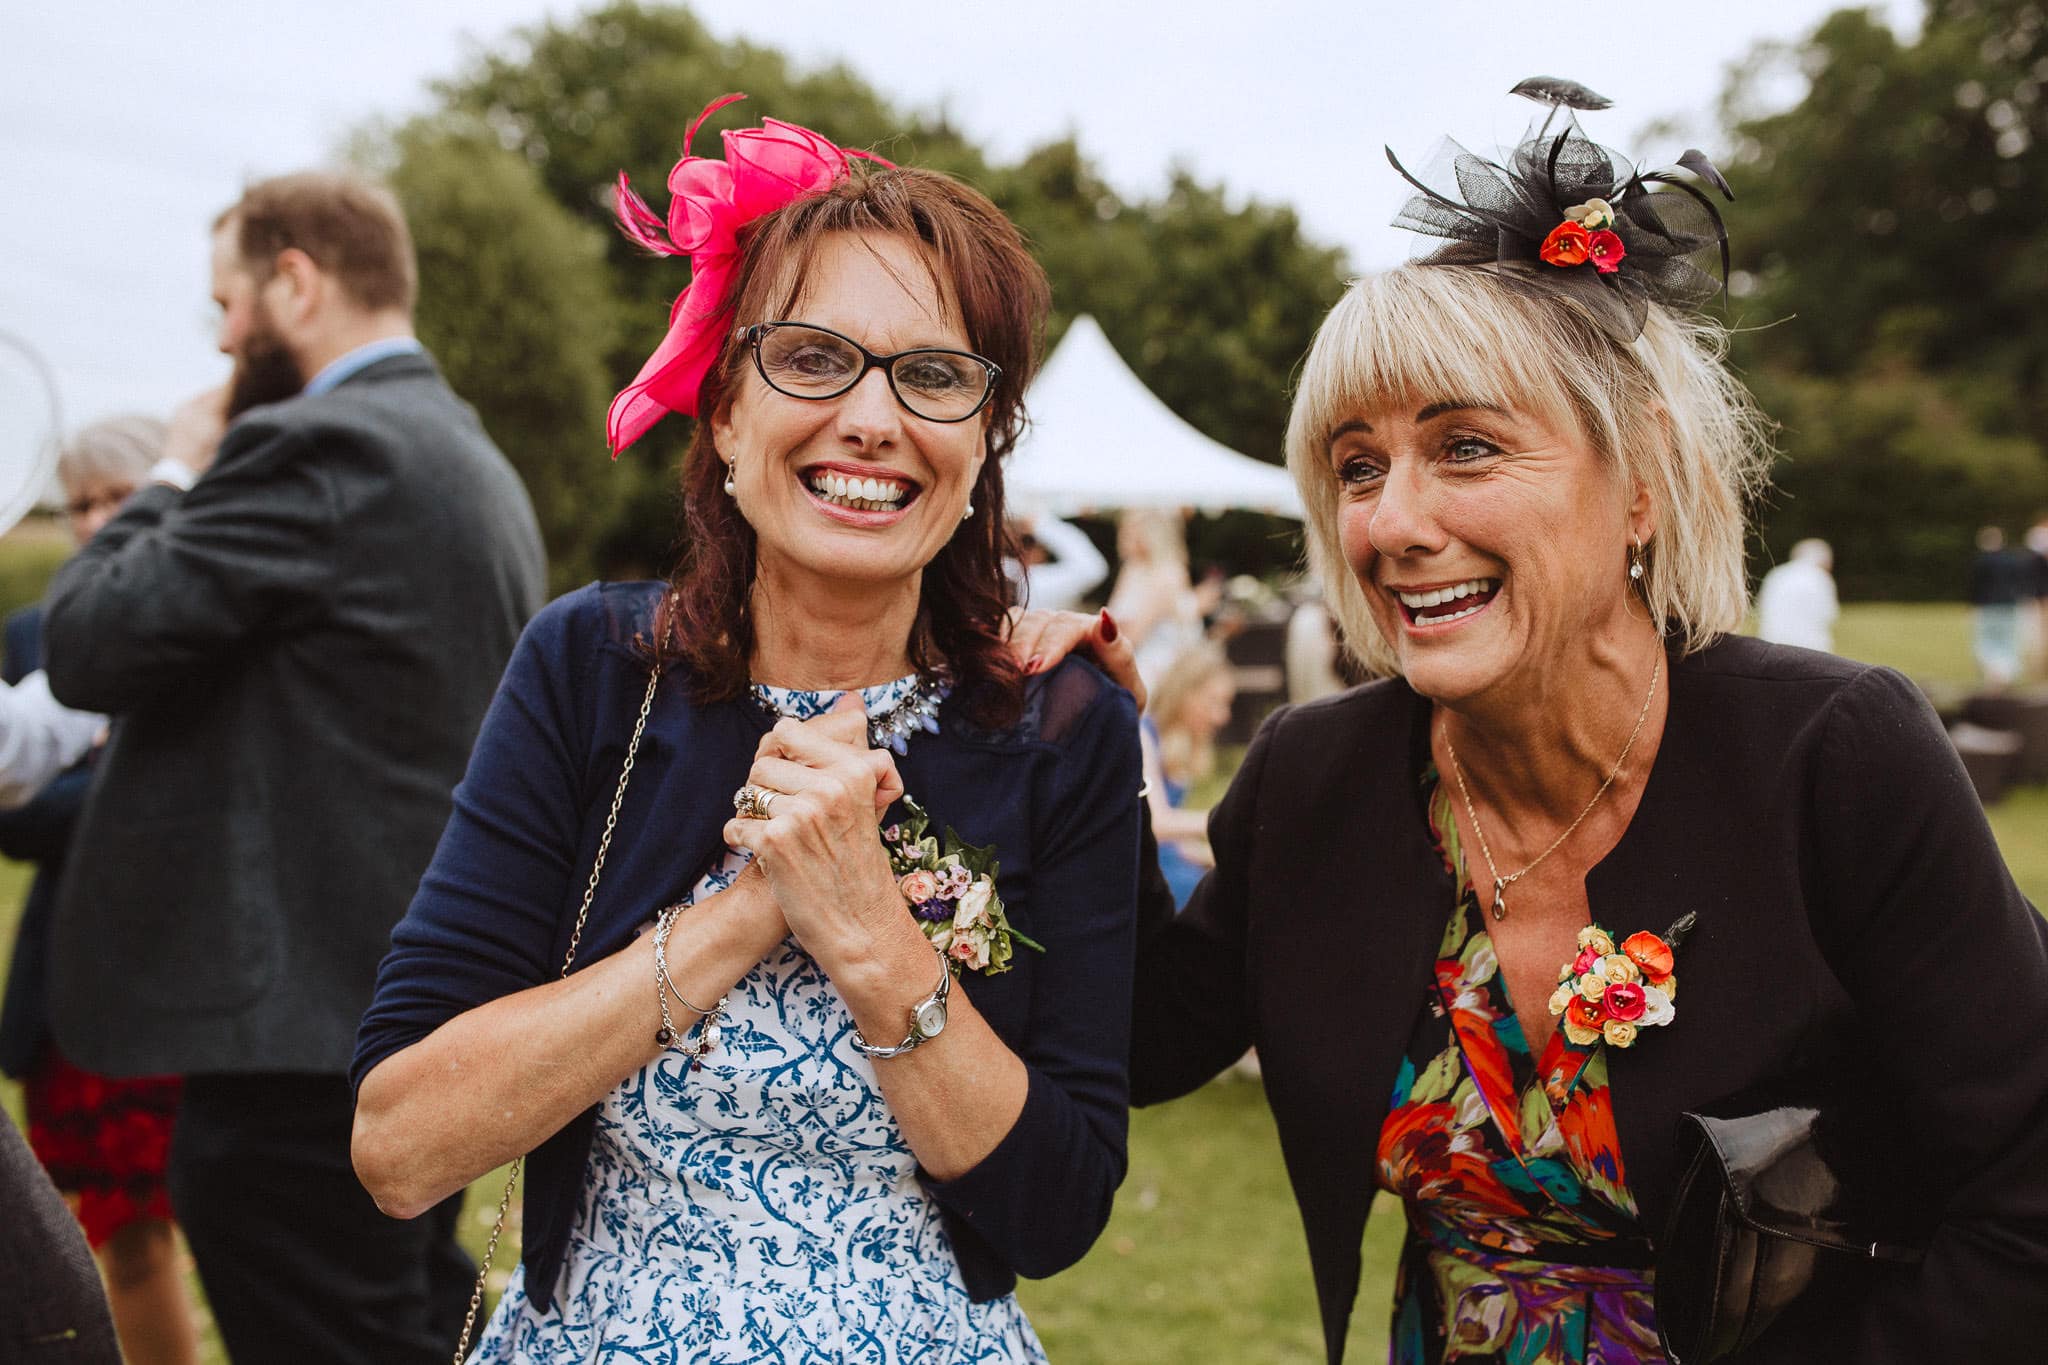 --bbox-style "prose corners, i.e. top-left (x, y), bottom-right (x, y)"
top-left (1004, 315), bottom-right (1302, 519)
